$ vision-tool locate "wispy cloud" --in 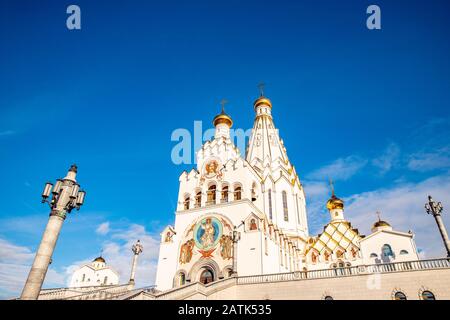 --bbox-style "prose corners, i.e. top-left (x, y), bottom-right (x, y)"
top-left (407, 146), bottom-right (450, 172)
top-left (372, 142), bottom-right (400, 174)
top-left (96, 222), bottom-right (110, 235)
top-left (0, 238), bottom-right (66, 299)
top-left (306, 155), bottom-right (368, 181)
